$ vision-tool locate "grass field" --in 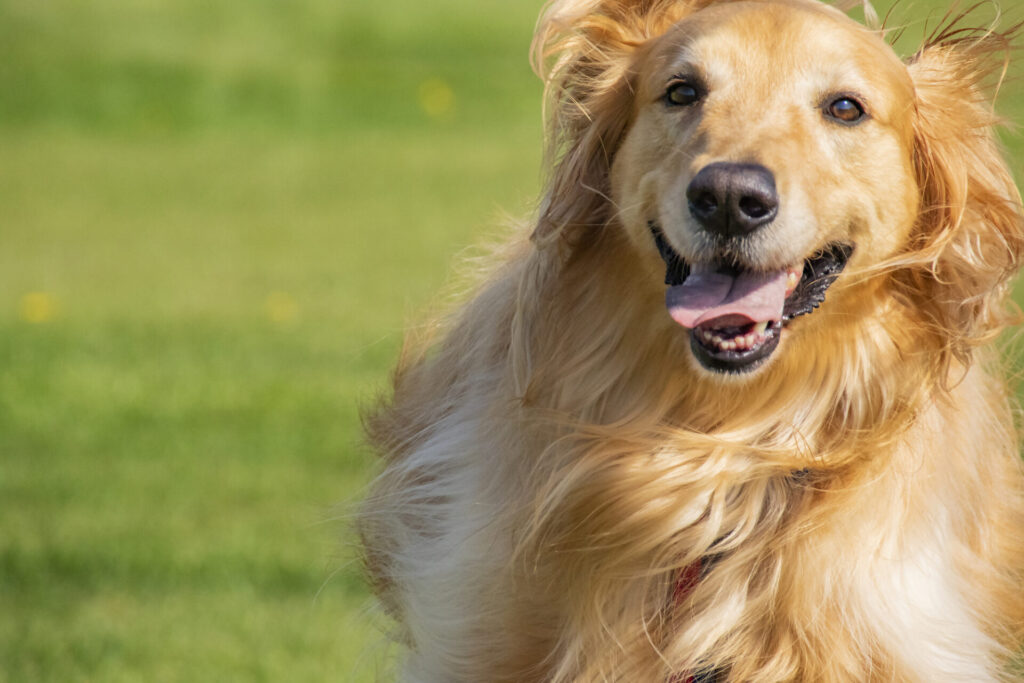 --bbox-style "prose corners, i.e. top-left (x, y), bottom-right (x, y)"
top-left (1, 0), bottom-right (1022, 681)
